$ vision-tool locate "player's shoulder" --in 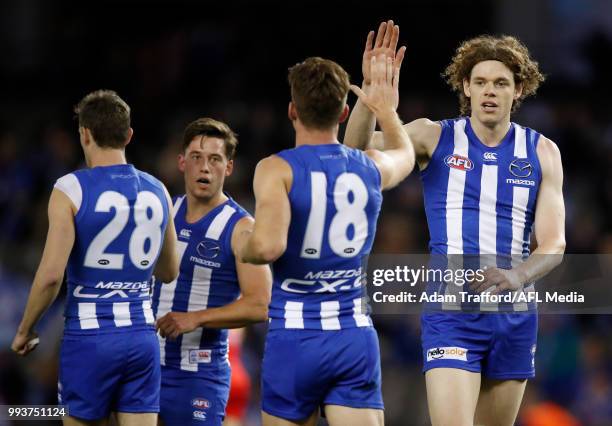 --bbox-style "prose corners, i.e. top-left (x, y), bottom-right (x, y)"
top-left (534, 135), bottom-right (562, 176)
top-left (232, 214), bottom-right (254, 236)
top-left (404, 118), bottom-right (444, 153)
top-left (260, 153), bottom-right (289, 166)
top-left (171, 194), bottom-right (187, 211)
top-left (337, 142), bottom-right (376, 166)
top-left (270, 146), bottom-right (306, 168)
top-left (226, 196), bottom-right (251, 219)
top-left (55, 169), bottom-right (81, 184)
top-left (405, 117), bottom-right (443, 135)
top-left (226, 198), bottom-right (254, 247)
top-left (362, 147), bottom-right (385, 166)
top-left (54, 169), bottom-right (89, 191)
top-left (133, 167), bottom-right (166, 189)
top-left (342, 143), bottom-right (366, 157)
top-left (535, 135), bottom-right (560, 157)
top-left (512, 121), bottom-right (561, 161)
top-left (255, 154), bottom-right (292, 178)
top-left (54, 170), bottom-right (85, 208)
top-left (510, 122), bottom-right (563, 180)
top-left (56, 167), bottom-right (90, 185)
